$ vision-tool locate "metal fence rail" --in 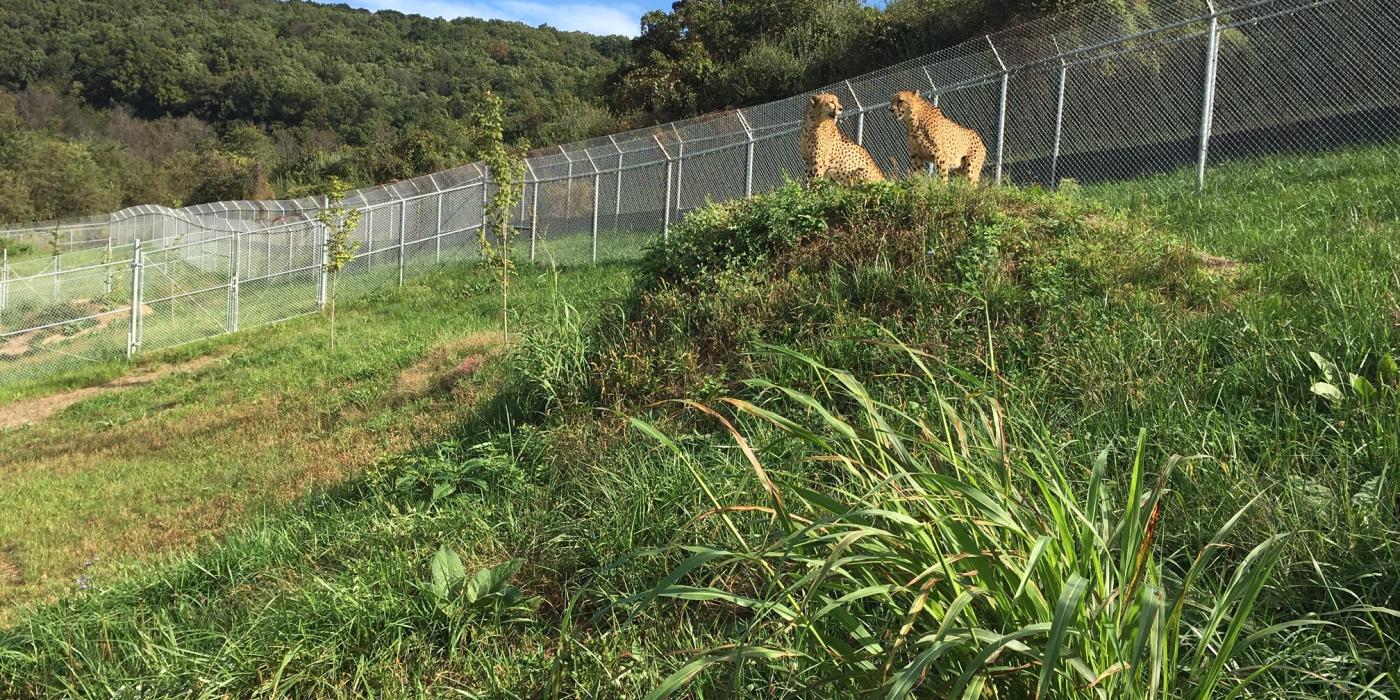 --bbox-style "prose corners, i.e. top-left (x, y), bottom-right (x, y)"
top-left (1, 0), bottom-right (1396, 388)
